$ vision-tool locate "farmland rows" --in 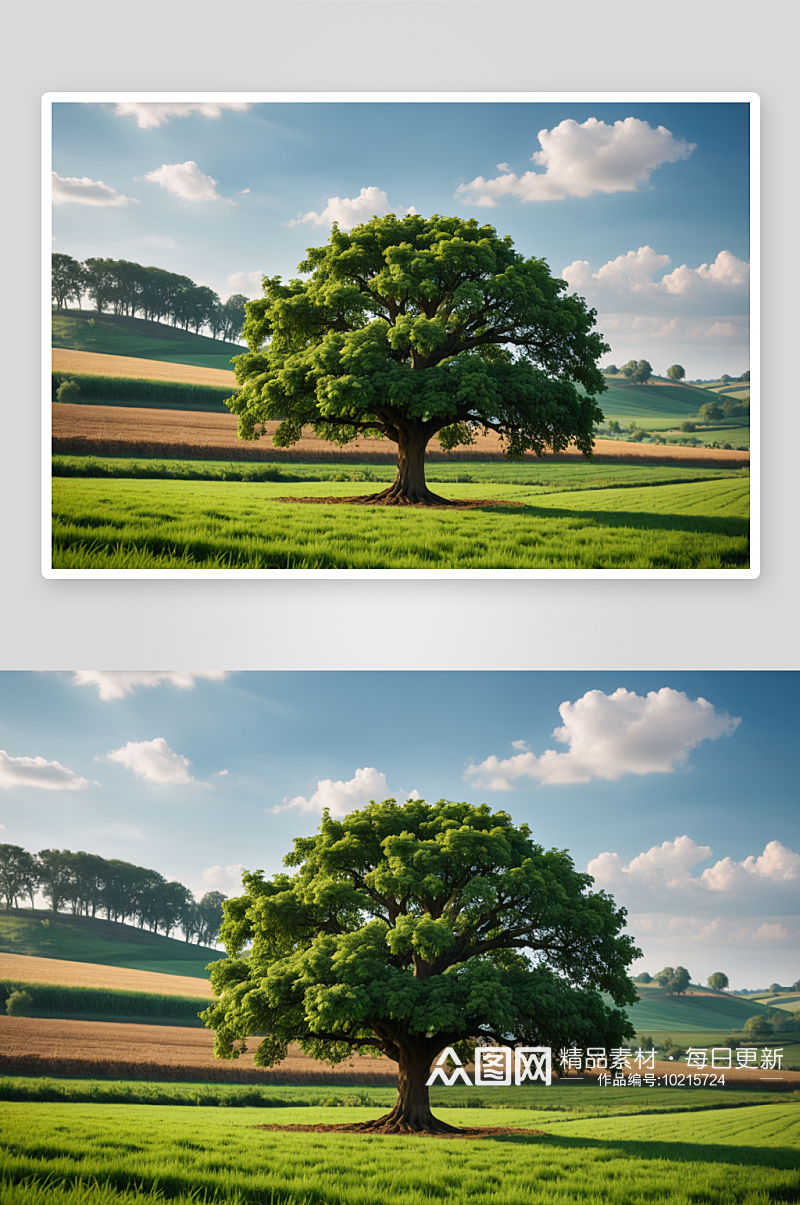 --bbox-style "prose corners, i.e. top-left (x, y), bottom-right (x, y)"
top-left (52, 404), bottom-right (750, 468)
